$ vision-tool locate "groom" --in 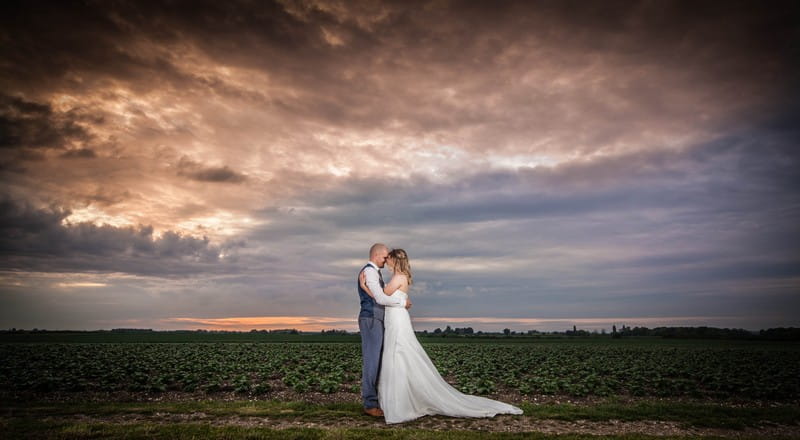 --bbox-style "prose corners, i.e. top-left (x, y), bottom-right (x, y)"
top-left (358, 243), bottom-right (412, 417)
